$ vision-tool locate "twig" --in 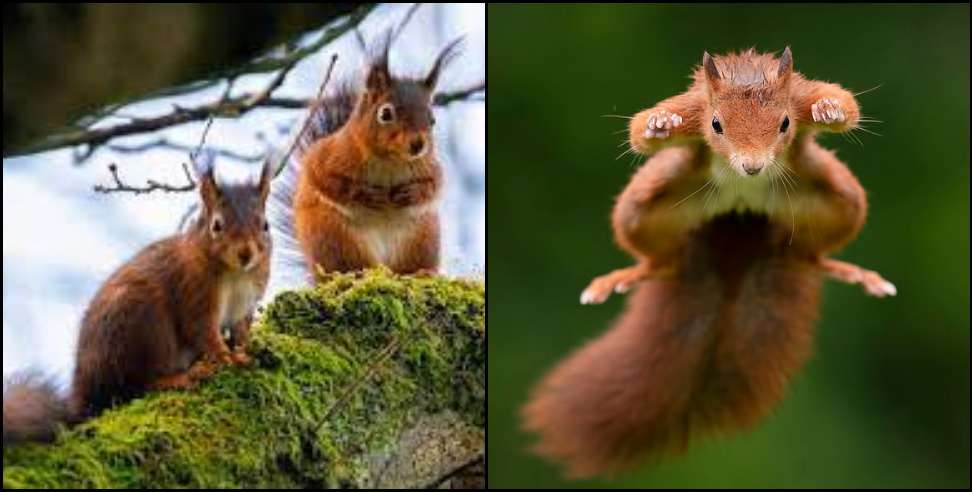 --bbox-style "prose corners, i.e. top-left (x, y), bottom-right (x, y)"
top-left (177, 203), bottom-right (201, 231)
top-left (273, 53), bottom-right (340, 177)
top-left (93, 162), bottom-right (196, 195)
top-left (423, 452), bottom-right (485, 489)
top-left (314, 336), bottom-right (402, 434)
top-left (106, 138), bottom-right (263, 164)
top-left (392, 3), bottom-right (423, 43)
top-left (189, 117), bottom-right (215, 166)
top-left (433, 81), bottom-right (485, 106)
